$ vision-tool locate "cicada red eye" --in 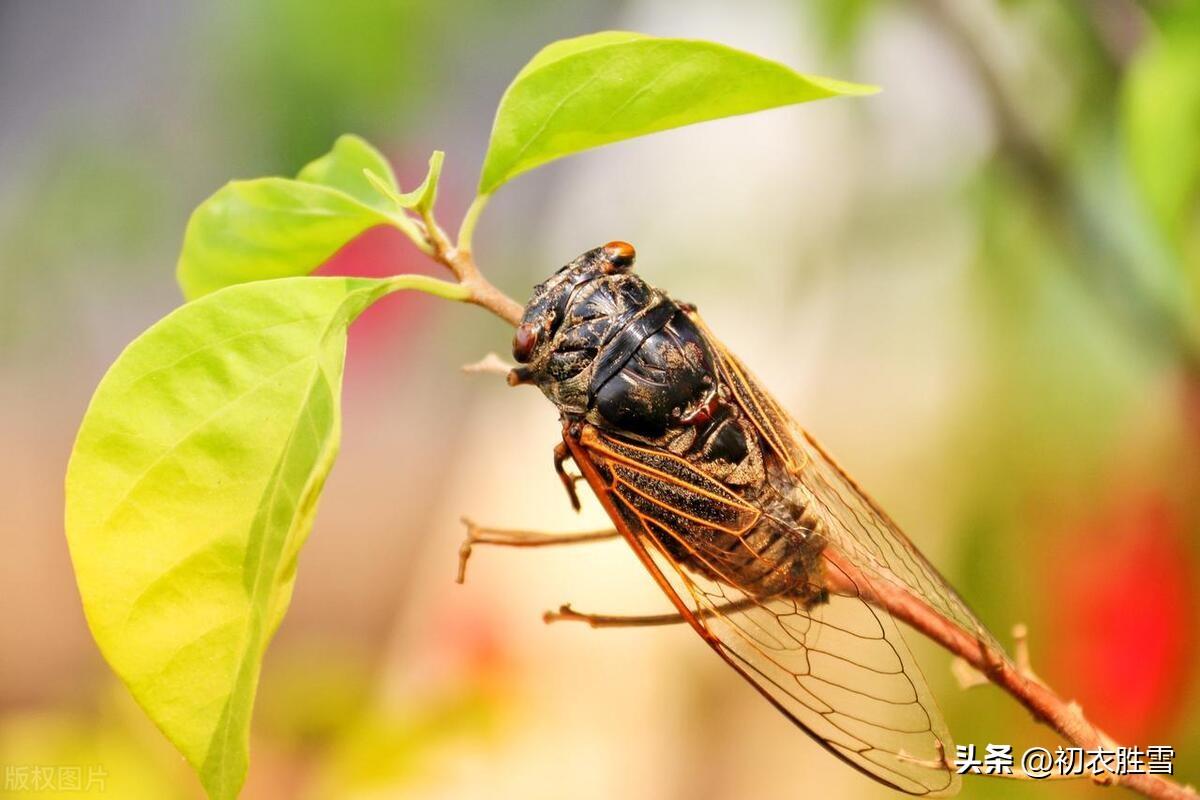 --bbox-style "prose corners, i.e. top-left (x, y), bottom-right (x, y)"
top-left (512, 323), bottom-right (539, 363)
top-left (601, 240), bottom-right (636, 272)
